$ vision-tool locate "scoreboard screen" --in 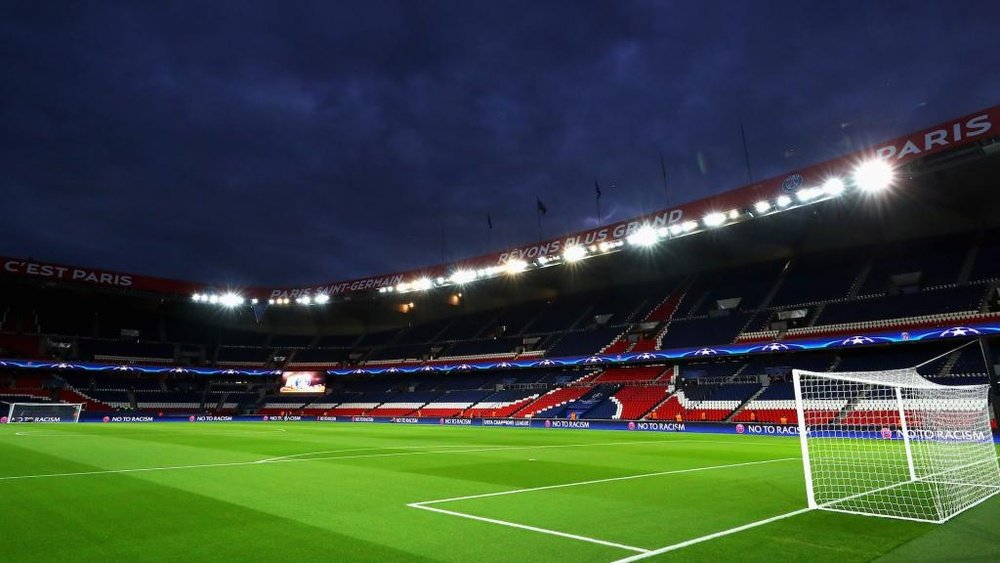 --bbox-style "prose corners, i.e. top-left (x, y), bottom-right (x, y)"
top-left (279, 371), bottom-right (326, 394)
